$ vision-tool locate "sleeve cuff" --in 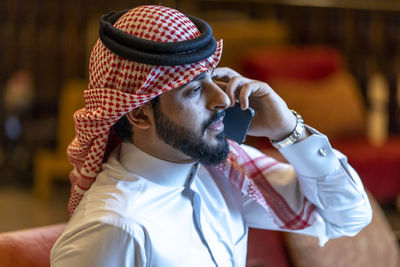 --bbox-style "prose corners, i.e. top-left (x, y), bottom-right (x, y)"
top-left (278, 126), bottom-right (341, 177)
